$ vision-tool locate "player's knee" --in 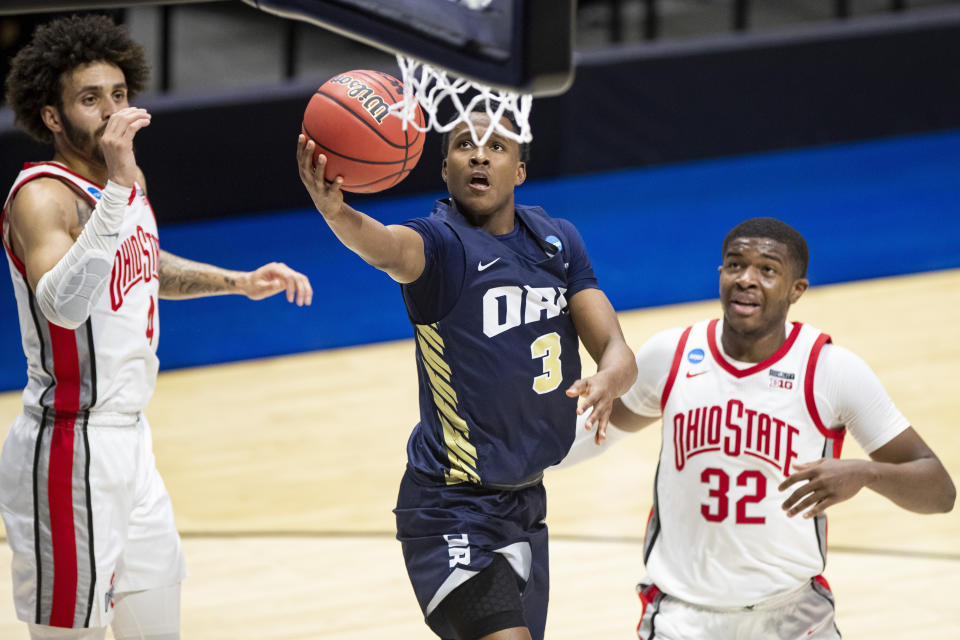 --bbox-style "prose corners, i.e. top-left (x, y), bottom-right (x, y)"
top-left (27, 624), bottom-right (107, 640)
top-left (113, 633), bottom-right (179, 640)
top-left (111, 583), bottom-right (181, 640)
top-left (431, 554), bottom-right (528, 640)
